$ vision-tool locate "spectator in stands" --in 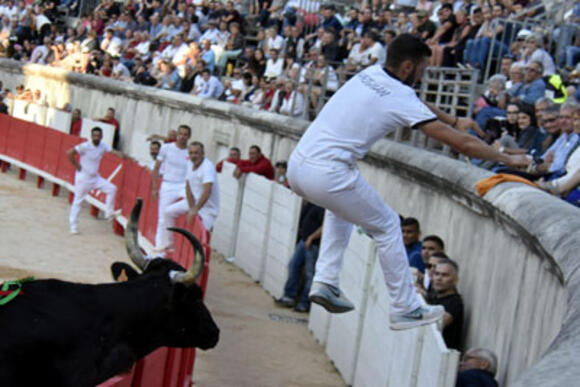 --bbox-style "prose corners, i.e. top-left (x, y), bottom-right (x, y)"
top-left (29, 36), bottom-right (51, 64)
top-left (270, 80), bottom-right (305, 117)
top-left (474, 74), bottom-right (508, 130)
top-left (441, 8), bottom-right (474, 67)
top-left (320, 4), bottom-right (342, 34)
top-left (264, 26), bottom-right (284, 54)
top-left (216, 146), bottom-right (241, 172)
top-left (417, 251), bottom-right (449, 297)
top-left (148, 140), bottom-right (161, 170)
top-left (233, 145), bottom-right (274, 180)
top-left (0, 95), bottom-right (8, 115)
top-left (394, 11), bottom-right (413, 35)
top-left (464, 5), bottom-right (509, 69)
top-left (157, 60), bottom-right (181, 91)
top-left (275, 160), bottom-right (289, 187)
top-left (427, 259), bottom-right (464, 350)
top-left (402, 217), bottom-right (424, 272)
top-left (100, 28), bottom-right (122, 58)
top-left (216, 22), bottom-right (244, 75)
top-left (193, 68), bottom-right (224, 99)
top-left (456, 348), bottom-right (499, 387)
top-left (520, 32), bottom-right (556, 76)
top-left (200, 39), bottom-right (216, 74)
top-left (413, 10), bottom-right (437, 41)
top-left (276, 202), bottom-right (324, 312)
top-left (264, 48), bottom-right (284, 79)
top-left (538, 102), bottom-right (561, 152)
top-left (426, 5), bottom-right (458, 66)
top-left (511, 60), bottom-right (546, 106)
top-left (420, 235), bottom-right (445, 286)
top-left (537, 101), bottom-right (580, 177)
top-left (111, 55), bottom-right (131, 80)
top-left (97, 107), bottom-right (121, 150)
top-left (506, 63), bottom-right (525, 92)
top-left (70, 108), bottom-right (82, 137)
top-left (301, 54), bottom-right (338, 112)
